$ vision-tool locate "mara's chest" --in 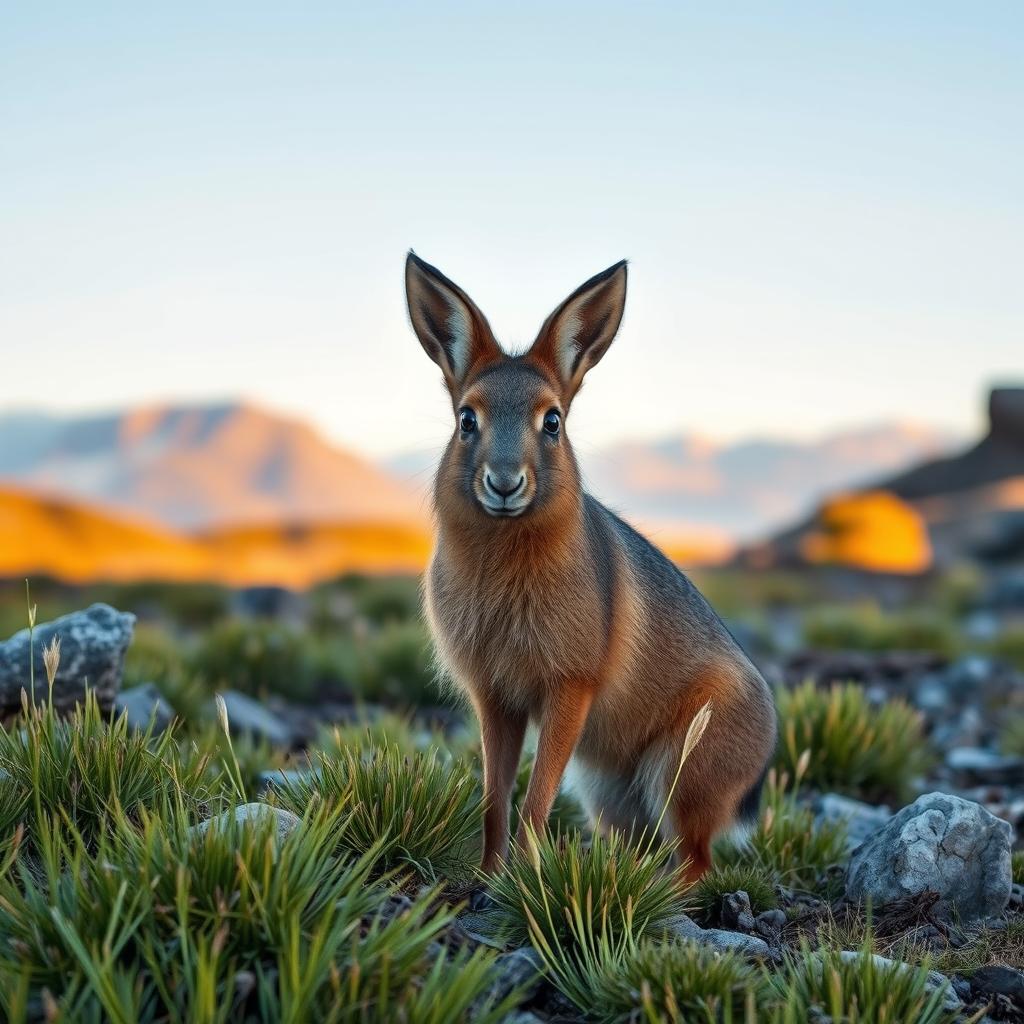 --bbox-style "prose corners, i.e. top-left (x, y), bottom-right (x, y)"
top-left (424, 544), bottom-right (606, 700)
